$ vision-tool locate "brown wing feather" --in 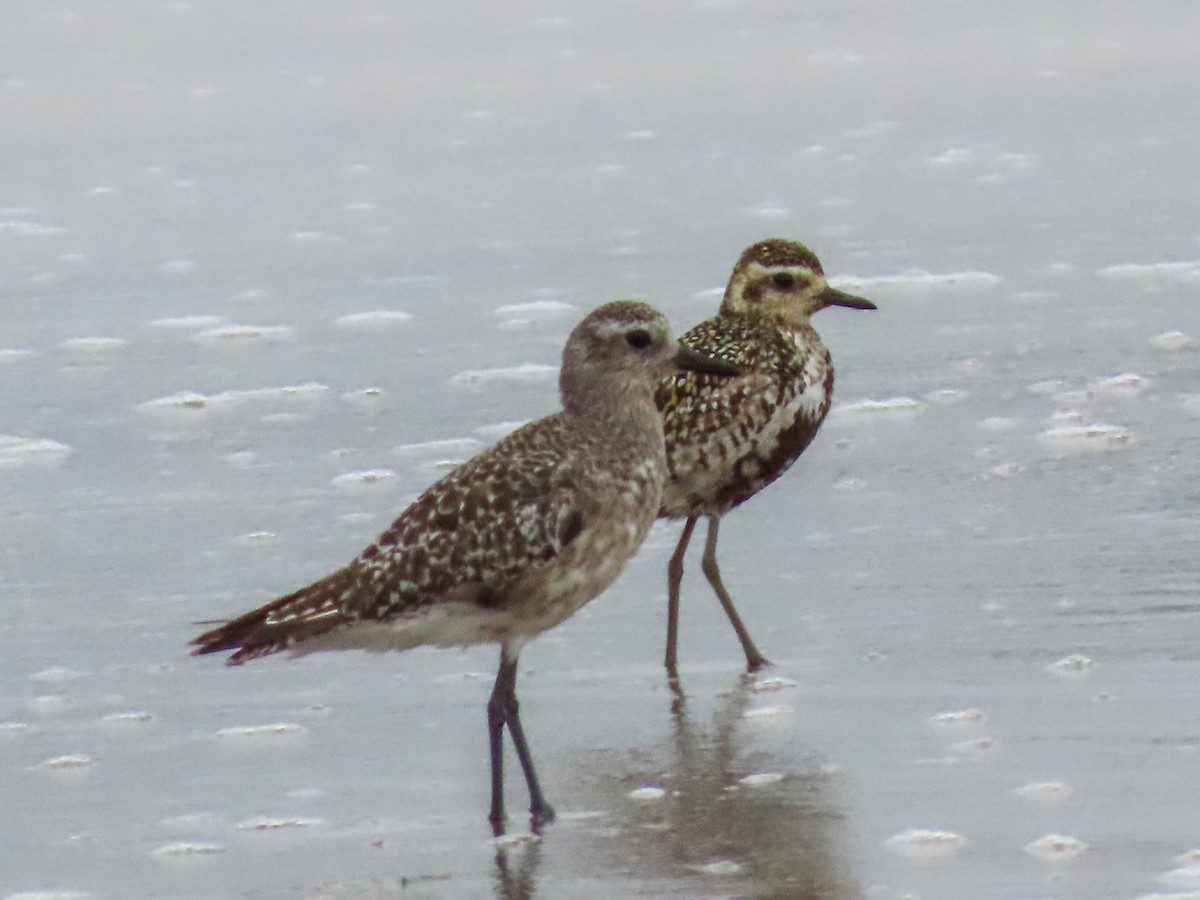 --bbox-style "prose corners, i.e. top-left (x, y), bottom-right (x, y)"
top-left (190, 416), bottom-right (586, 664)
